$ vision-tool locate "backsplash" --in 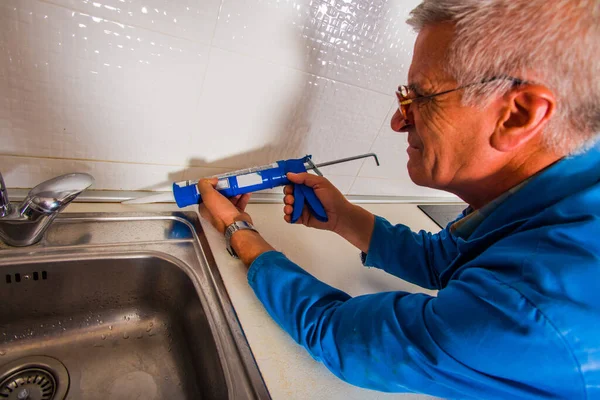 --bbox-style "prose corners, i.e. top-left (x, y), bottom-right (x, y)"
top-left (0, 0), bottom-right (454, 197)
